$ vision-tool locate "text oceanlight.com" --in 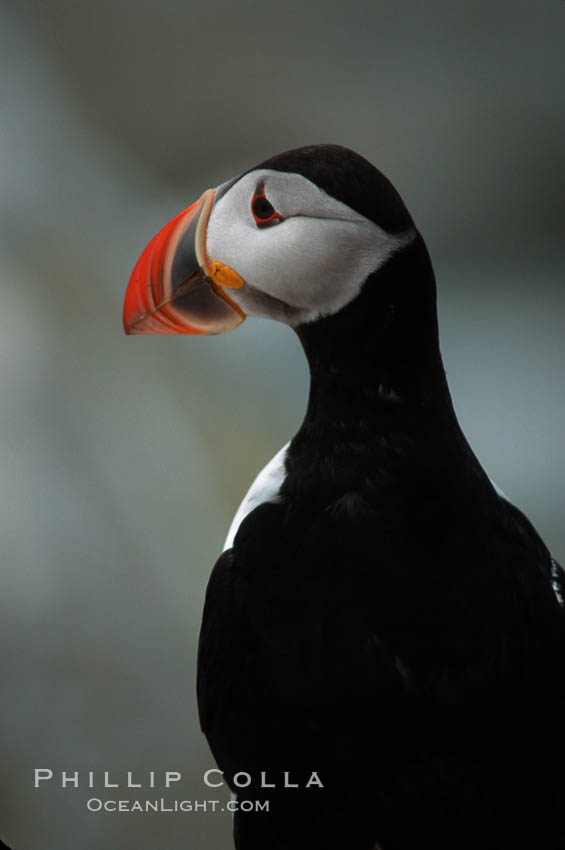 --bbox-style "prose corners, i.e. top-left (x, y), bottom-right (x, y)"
top-left (86, 798), bottom-right (269, 813)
